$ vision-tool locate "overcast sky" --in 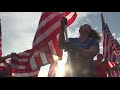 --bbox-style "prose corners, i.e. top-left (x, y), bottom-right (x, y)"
top-left (0, 12), bottom-right (120, 77)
